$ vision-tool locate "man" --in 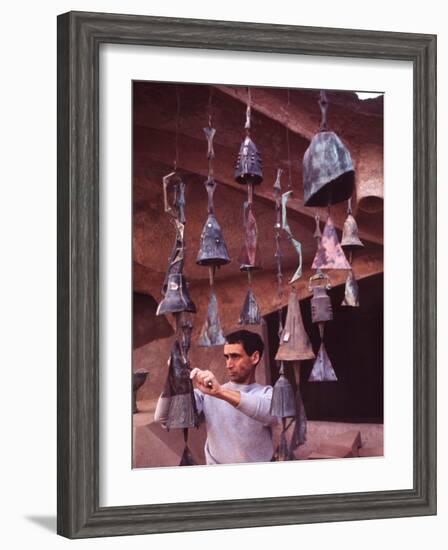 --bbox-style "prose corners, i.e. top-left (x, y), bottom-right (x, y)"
top-left (154, 330), bottom-right (277, 465)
